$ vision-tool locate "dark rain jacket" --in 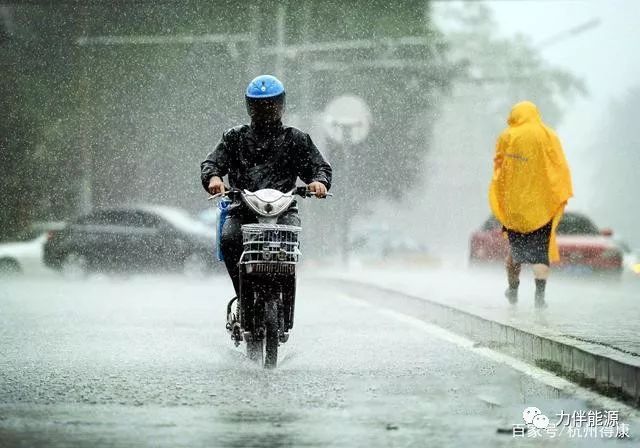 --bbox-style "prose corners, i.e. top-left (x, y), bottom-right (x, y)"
top-left (200, 123), bottom-right (332, 207)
